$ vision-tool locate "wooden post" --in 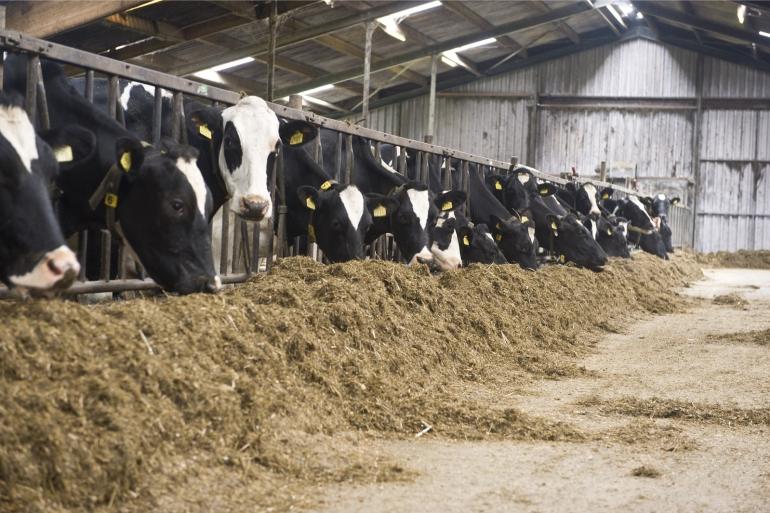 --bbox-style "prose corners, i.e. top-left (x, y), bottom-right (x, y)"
top-left (599, 161), bottom-right (607, 182)
top-left (425, 53), bottom-right (438, 144)
top-left (362, 21), bottom-right (375, 127)
top-left (691, 53), bottom-right (703, 249)
top-left (25, 55), bottom-right (39, 127)
top-left (288, 94), bottom-right (302, 110)
top-left (266, 0), bottom-right (278, 101)
top-left (0, 6), bottom-right (6, 91)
